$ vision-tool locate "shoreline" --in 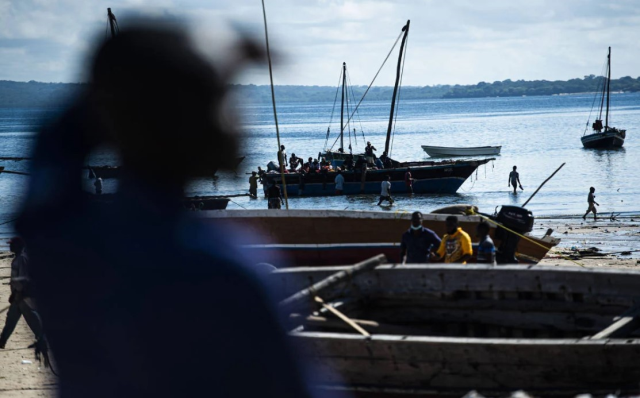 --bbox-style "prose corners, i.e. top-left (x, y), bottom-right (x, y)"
top-left (0, 216), bottom-right (638, 396)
